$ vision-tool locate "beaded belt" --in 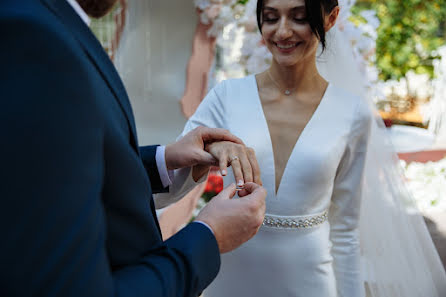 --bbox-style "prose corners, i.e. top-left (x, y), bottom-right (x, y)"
top-left (262, 210), bottom-right (328, 229)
